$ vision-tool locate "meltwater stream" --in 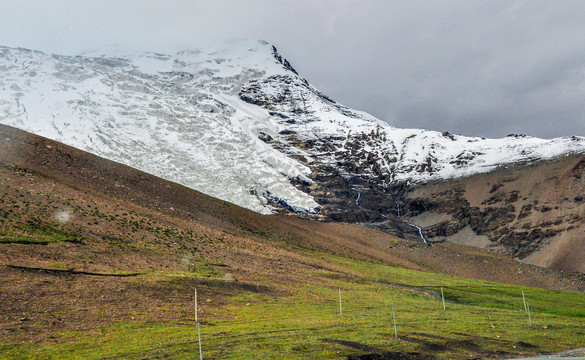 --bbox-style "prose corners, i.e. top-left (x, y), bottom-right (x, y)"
top-left (388, 194), bottom-right (427, 244)
top-left (408, 222), bottom-right (428, 244)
